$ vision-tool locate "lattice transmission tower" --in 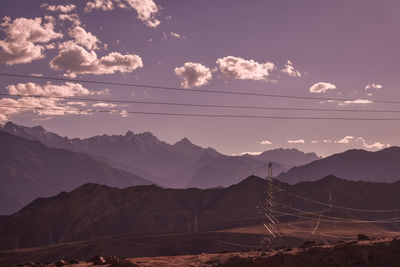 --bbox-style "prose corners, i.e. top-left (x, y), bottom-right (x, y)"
top-left (261, 163), bottom-right (281, 246)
